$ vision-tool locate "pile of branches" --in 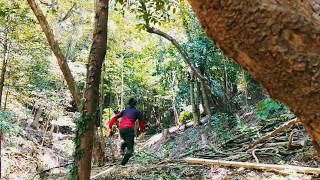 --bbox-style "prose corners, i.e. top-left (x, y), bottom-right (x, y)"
top-left (181, 118), bottom-right (310, 164)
